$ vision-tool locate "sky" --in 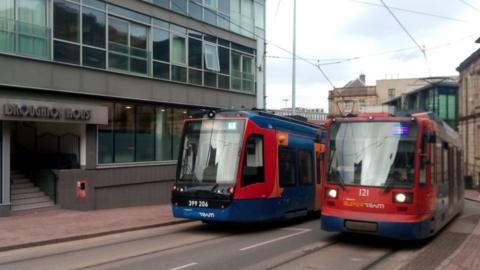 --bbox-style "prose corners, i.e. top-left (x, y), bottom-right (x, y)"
top-left (265, 0), bottom-right (480, 111)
